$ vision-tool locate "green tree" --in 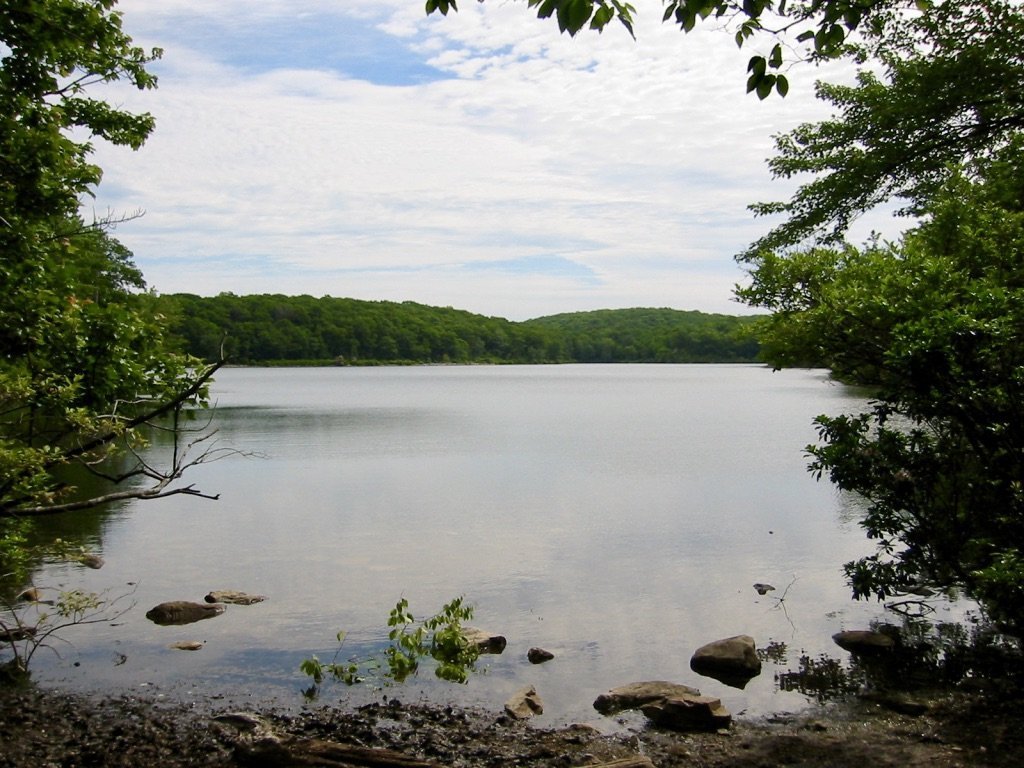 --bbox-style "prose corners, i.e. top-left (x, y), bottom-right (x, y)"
top-left (742, 146), bottom-right (1024, 630)
top-left (1, 1), bottom-right (221, 543)
top-left (734, 0), bottom-right (1024, 628)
